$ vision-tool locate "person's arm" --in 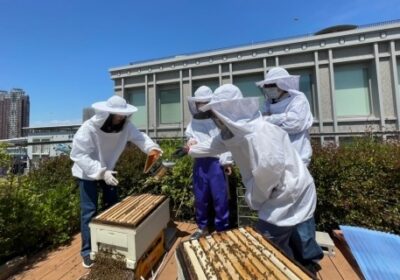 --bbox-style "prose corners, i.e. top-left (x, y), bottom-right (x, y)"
top-left (265, 97), bottom-right (312, 134)
top-left (188, 136), bottom-right (228, 158)
top-left (127, 123), bottom-right (161, 154)
top-left (219, 151), bottom-right (233, 175)
top-left (184, 122), bottom-right (197, 146)
top-left (70, 129), bottom-right (106, 180)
